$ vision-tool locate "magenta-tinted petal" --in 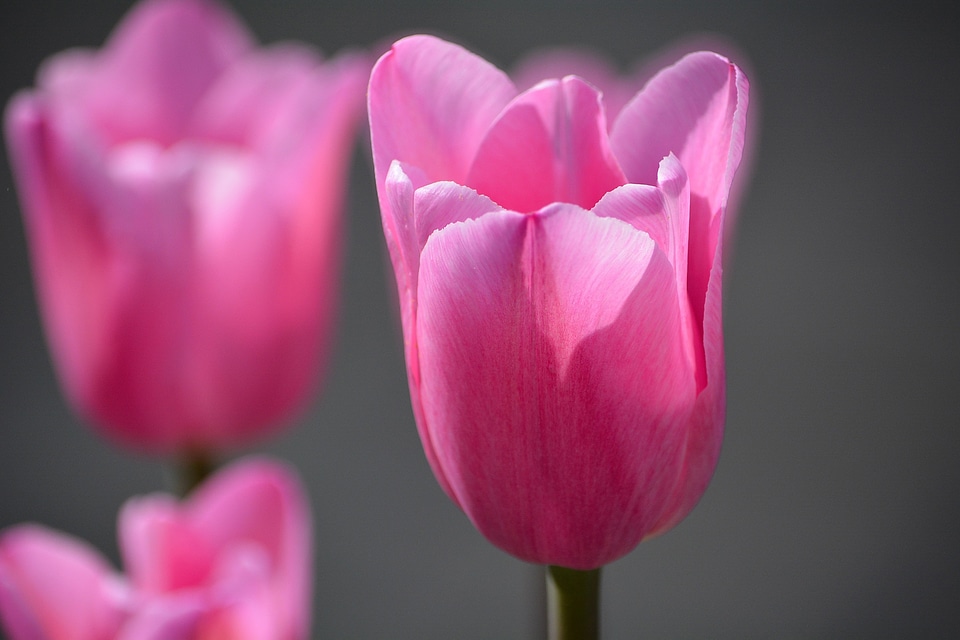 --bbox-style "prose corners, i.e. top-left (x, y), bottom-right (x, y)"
top-left (368, 34), bottom-right (516, 203)
top-left (416, 206), bottom-right (696, 568)
top-left (466, 76), bottom-right (625, 211)
top-left (69, 0), bottom-right (252, 145)
top-left (0, 525), bottom-right (127, 640)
